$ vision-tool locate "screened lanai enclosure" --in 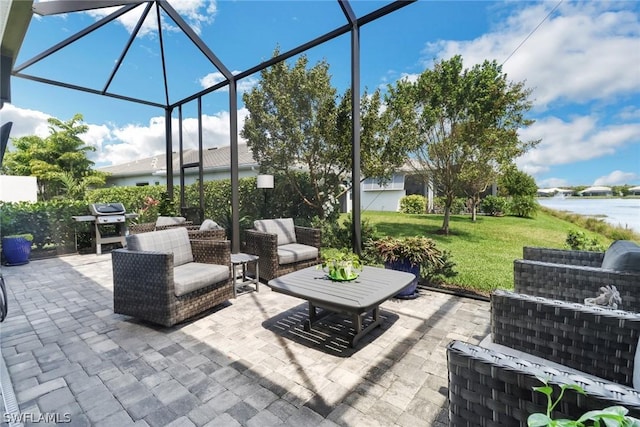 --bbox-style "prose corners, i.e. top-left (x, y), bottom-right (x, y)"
top-left (1, 0), bottom-right (417, 253)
